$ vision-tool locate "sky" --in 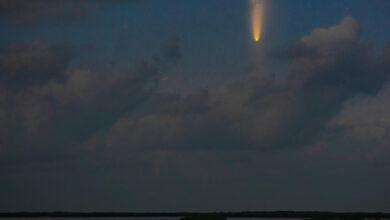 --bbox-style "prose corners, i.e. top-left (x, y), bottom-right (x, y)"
top-left (0, 0), bottom-right (390, 212)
